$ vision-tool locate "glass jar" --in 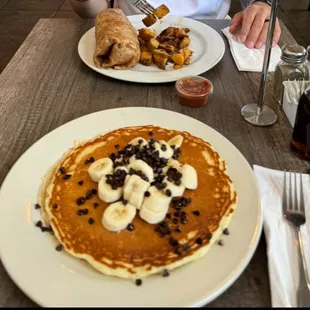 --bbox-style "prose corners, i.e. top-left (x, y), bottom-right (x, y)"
top-left (306, 45), bottom-right (310, 73)
top-left (273, 44), bottom-right (309, 104)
